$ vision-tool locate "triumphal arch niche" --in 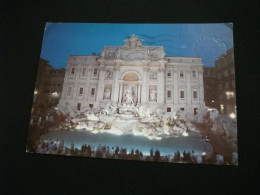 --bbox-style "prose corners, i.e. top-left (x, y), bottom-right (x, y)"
top-left (58, 34), bottom-right (205, 118)
top-left (120, 72), bottom-right (140, 105)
